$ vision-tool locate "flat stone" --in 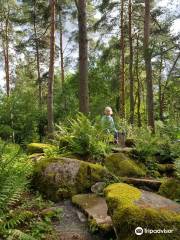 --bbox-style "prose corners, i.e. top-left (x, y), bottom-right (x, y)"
top-left (111, 147), bottom-right (134, 154)
top-left (72, 194), bottom-right (113, 232)
top-left (123, 177), bottom-right (162, 191)
top-left (135, 190), bottom-right (180, 213)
